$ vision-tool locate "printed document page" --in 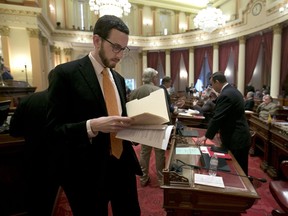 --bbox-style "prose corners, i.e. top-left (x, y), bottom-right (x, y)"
top-left (116, 125), bottom-right (174, 150)
top-left (194, 173), bottom-right (225, 188)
